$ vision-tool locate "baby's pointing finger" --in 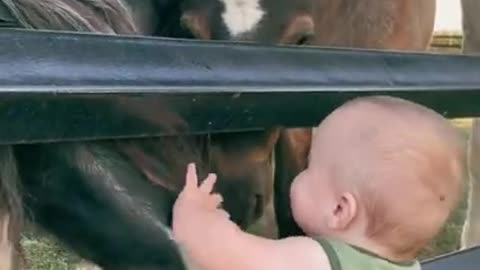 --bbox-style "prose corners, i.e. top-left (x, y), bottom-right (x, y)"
top-left (185, 163), bottom-right (198, 190)
top-left (199, 173), bottom-right (217, 193)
